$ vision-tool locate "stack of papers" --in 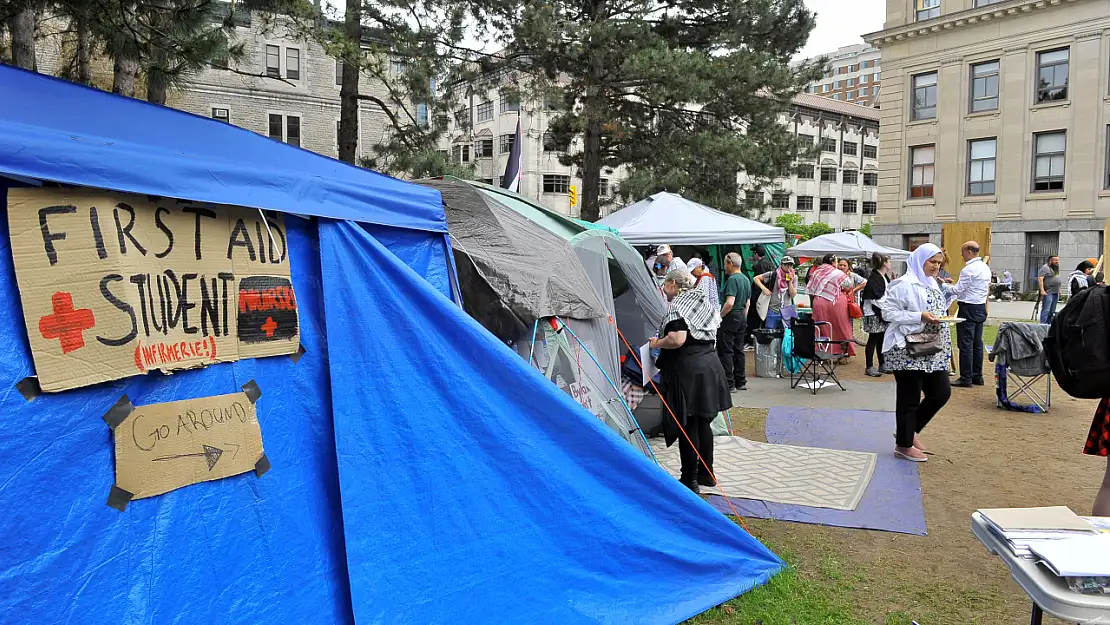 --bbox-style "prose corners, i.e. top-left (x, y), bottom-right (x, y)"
top-left (1028, 535), bottom-right (1110, 577)
top-left (979, 506), bottom-right (1099, 557)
